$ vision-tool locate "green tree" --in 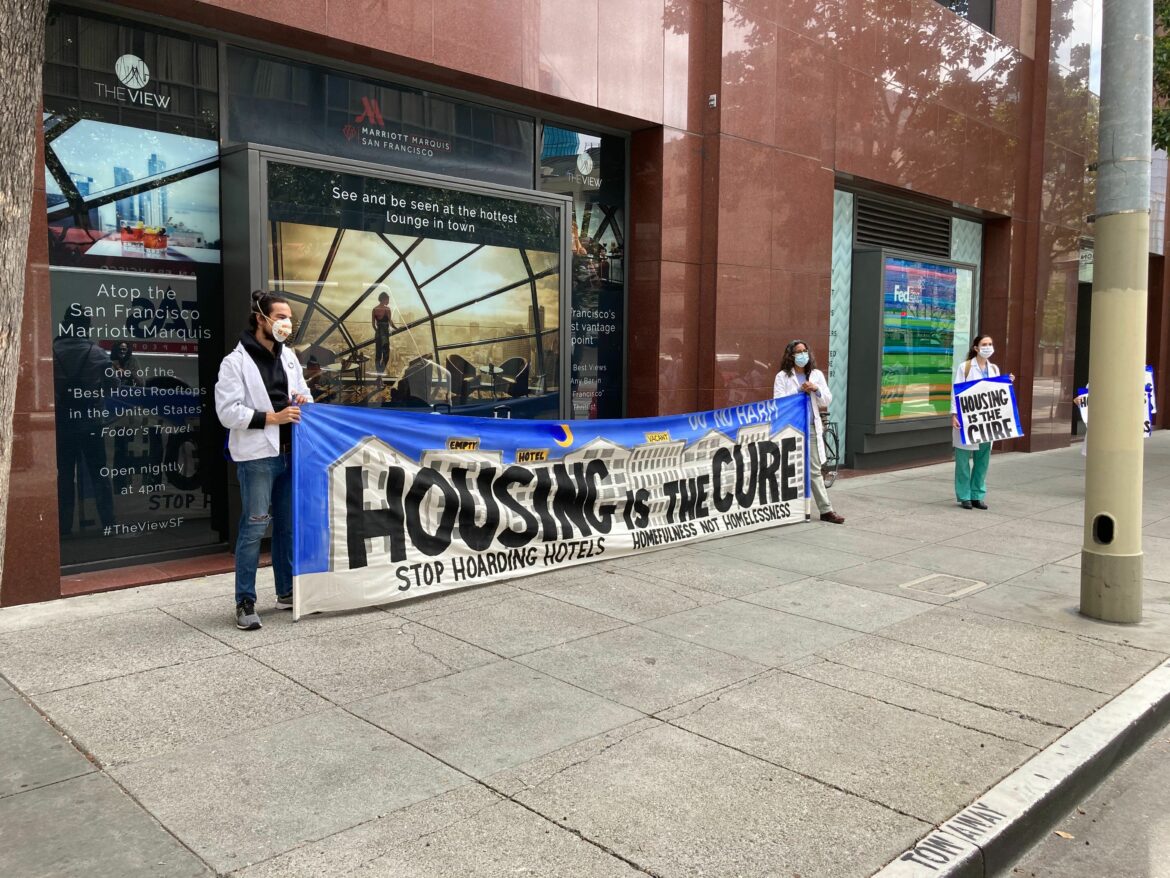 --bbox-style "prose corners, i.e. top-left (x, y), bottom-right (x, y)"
top-left (1156, 0), bottom-right (1170, 149)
